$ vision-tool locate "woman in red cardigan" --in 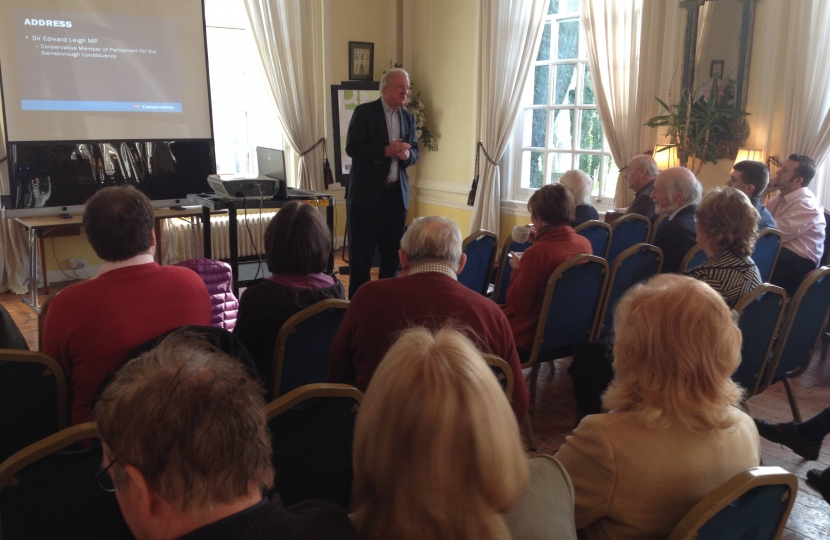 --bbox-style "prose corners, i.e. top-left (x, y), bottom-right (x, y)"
top-left (500, 184), bottom-right (592, 361)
